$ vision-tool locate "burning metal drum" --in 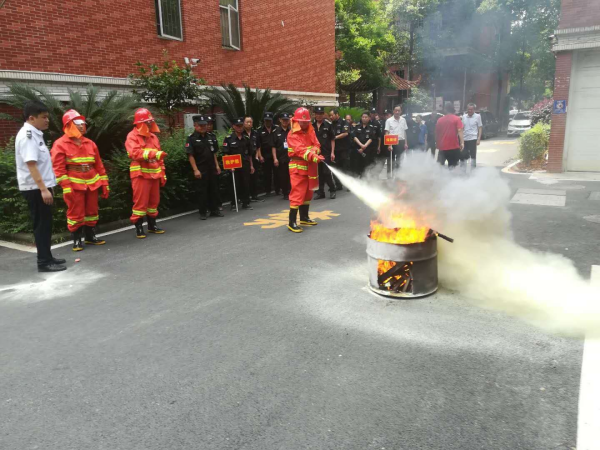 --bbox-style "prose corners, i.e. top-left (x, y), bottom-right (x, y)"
top-left (367, 228), bottom-right (438, 299)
